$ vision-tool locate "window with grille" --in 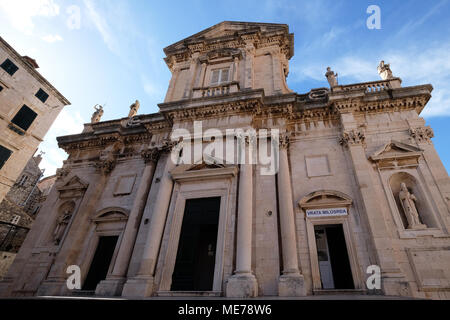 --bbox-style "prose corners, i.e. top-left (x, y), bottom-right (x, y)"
top-left (11, 105), bottom-right (37, 131)
top-left (1, 58), bottom-right (19, 76)
top-left (10, 215), bottom-right (20, 225)
top-left (35, 88), bottom-right (49, 103)
top-left (210, 68), bottom-right (230, 86)
top-left (18, 175), bottom-right (29, 186)
top-left (0, 145), bottom-right (12, 170)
